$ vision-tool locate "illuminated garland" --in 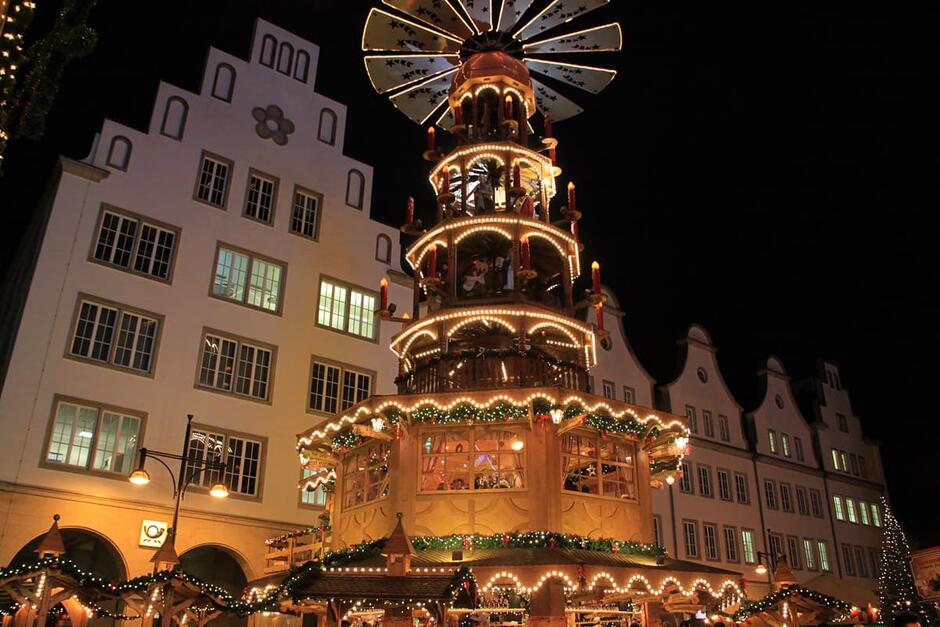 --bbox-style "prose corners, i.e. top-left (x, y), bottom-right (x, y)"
top-left (410, 531), bottom-right (664, 557)
top-left (533, 400), bottom-right (659, 438)
top-left (732, 585), bottom-right (851, 622)
top-left (395, 348), bottom-right (583, 385)
top-left (411, 401), bottom-right (528, 424)
top-left (265, 524), bottom-right (332, 547)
